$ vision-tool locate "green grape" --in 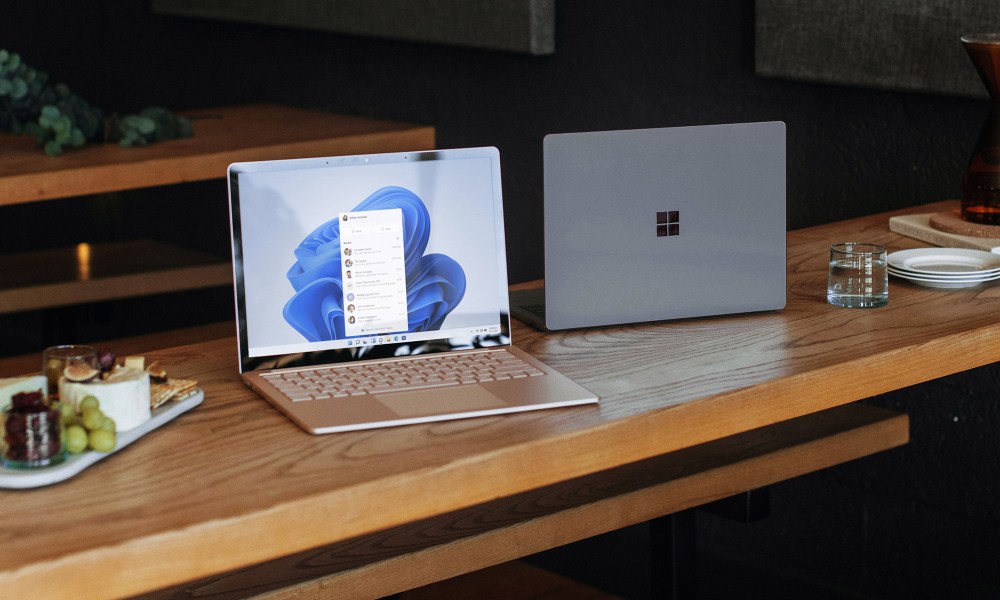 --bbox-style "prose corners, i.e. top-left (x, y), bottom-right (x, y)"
top-left (81, 406), bottom-right (105, 430)
top-left (58, 401), bottom-right (76, 426)
top-left (99, 416), bottom-right (116, 432)
top-left (88, 429), bottom-right (116, 453)
top-left (79, 395), bottom-right (100, 412)
top-left (65, 425), bottom-right (88, 454)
